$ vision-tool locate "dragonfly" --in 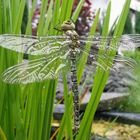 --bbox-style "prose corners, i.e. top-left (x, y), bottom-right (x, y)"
top-left (0, 20), bottom-right (139, 135)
